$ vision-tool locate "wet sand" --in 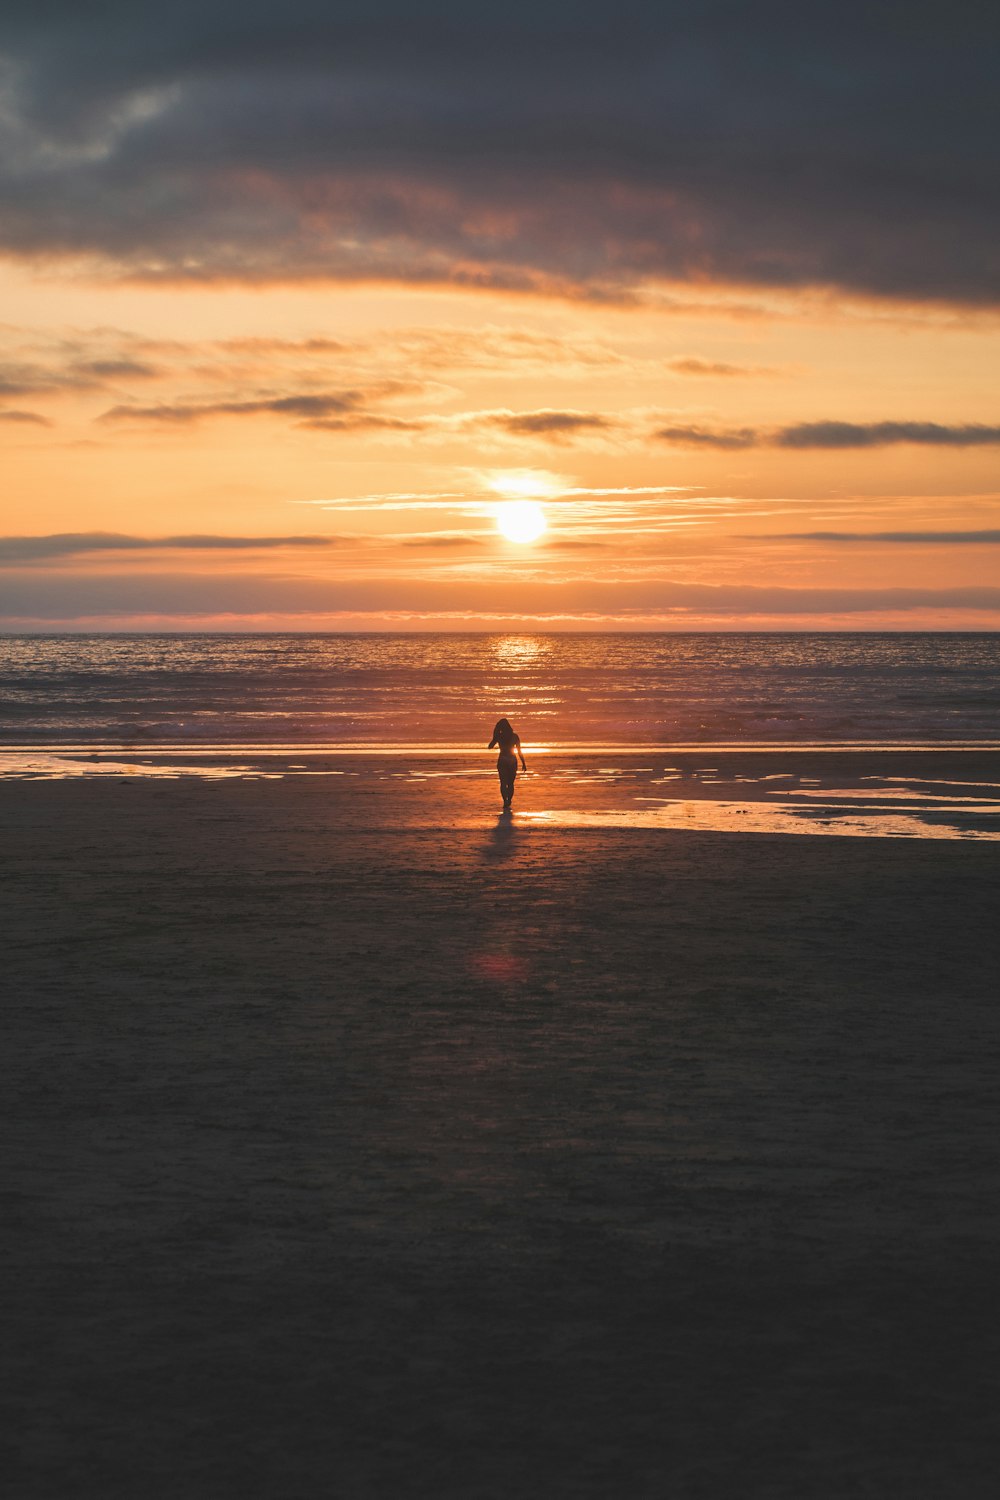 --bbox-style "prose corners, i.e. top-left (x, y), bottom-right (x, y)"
top-left (4, 757), bottom-right (1000, 1497)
